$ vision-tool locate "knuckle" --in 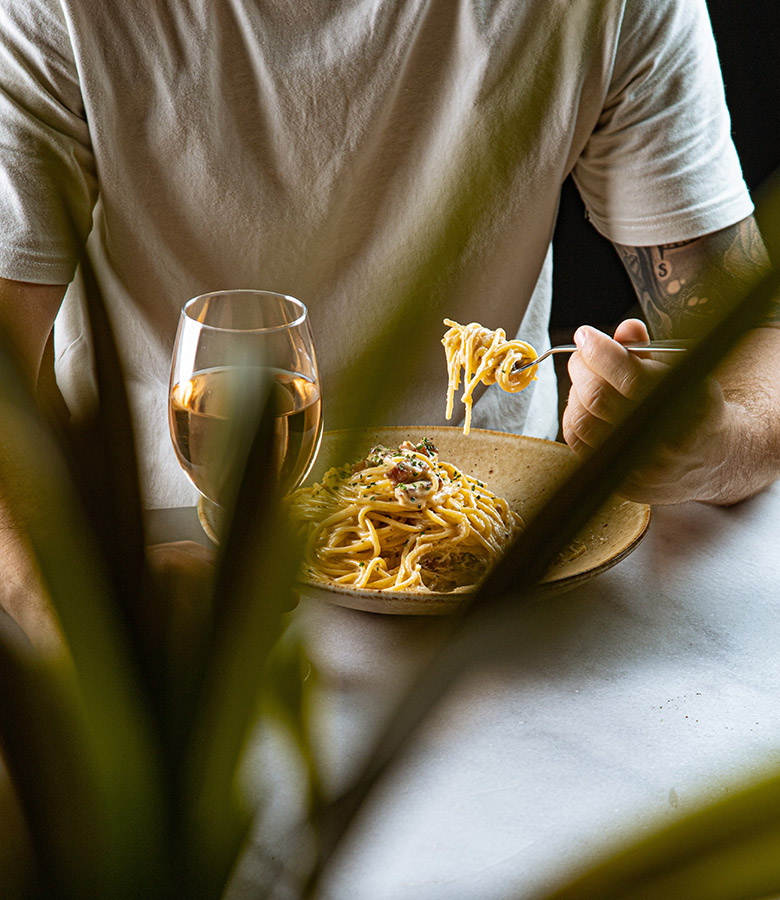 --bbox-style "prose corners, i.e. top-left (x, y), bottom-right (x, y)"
top-left (563, 401), bottom-right (599, 451)
top-left (570, 370), bottom-right (616, 420)
top-left (580, 380), bottom-right (612, 418)
top-left (566, 433), bottom-right (588, 457)
top-left (615, 357), bottom-right (663, 400)
top-left (616, 367), bottom-right (642, 399)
